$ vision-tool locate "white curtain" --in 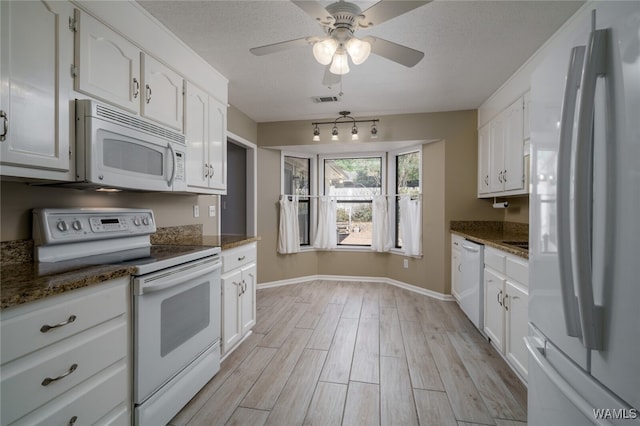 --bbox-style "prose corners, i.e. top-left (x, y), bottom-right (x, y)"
top-left (399, 195), bottom-right (422, 256)
top-left (313, 196), bottom-right (337, 249)
top-left (371, 195), bottom-right (393, 252)
top-left (278, 195), bottom-right (300, 254)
